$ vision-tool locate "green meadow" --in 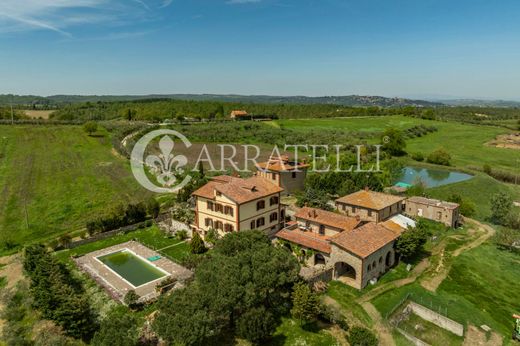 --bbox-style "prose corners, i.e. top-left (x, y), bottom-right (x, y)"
top-left (274, 116), bottom-right (518, 173)
top-left (0, 125), bottom-right (151, 254)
